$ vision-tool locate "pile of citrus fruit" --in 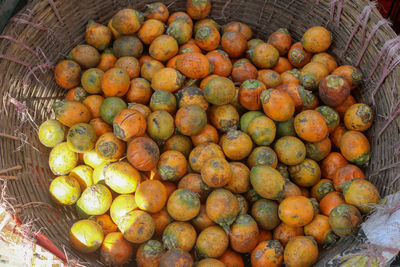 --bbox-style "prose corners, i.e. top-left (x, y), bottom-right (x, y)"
top-left (38, 0), bottom-right (380, 266)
